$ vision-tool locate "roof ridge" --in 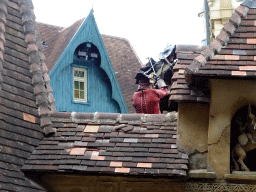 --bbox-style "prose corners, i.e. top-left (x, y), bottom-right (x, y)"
top-left (51, 112), bottom-right (178, 124)
top-left (176, 44), bottom-right (207, 53)
top-left (184, 4), bottom-right (250, 85)
top-left (19, 0), bottom-right (55, 135)
top-left (101, 33), bottom-right (130, 41)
